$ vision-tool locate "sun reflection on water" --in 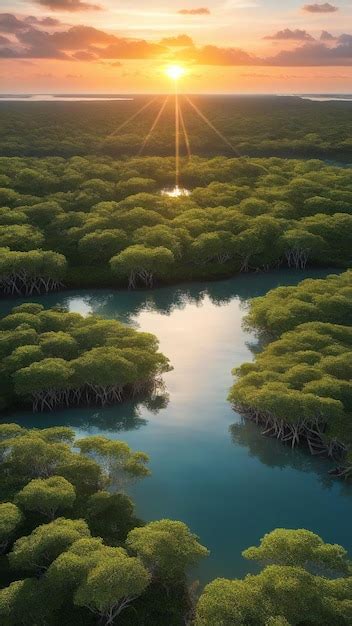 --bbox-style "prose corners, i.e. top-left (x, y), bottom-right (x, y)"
top-left (161, 185), bottom-right (190, 197)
